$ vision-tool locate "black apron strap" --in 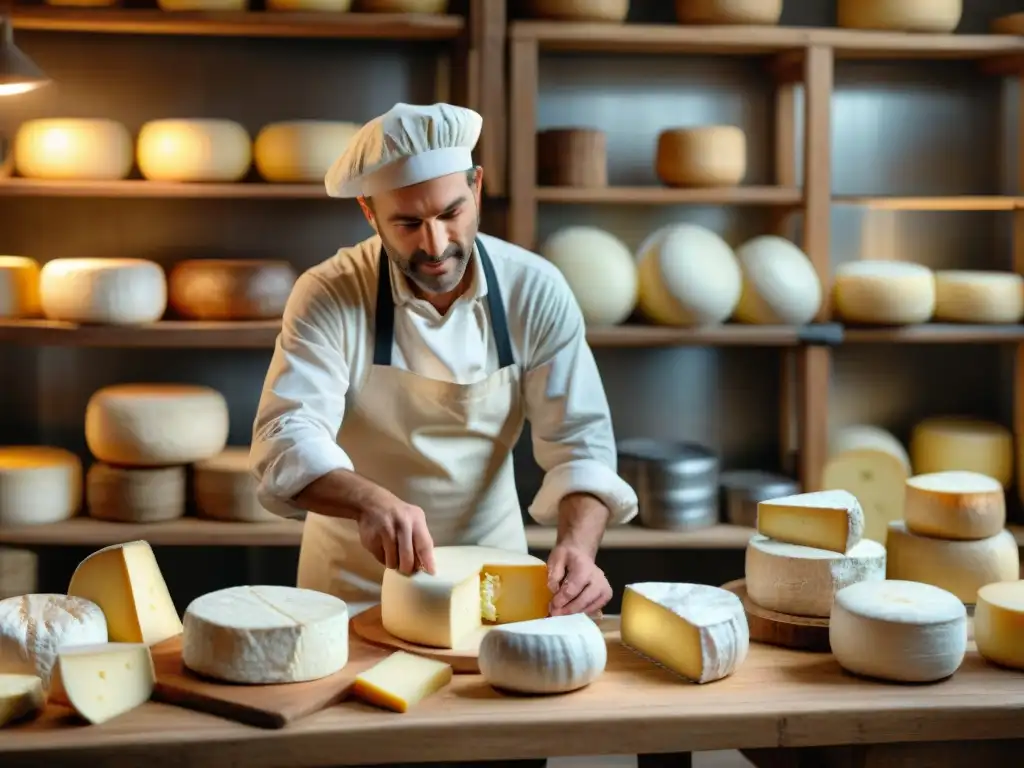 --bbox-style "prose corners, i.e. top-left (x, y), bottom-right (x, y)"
top-left (476, 237), bottom-right (516, 370)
